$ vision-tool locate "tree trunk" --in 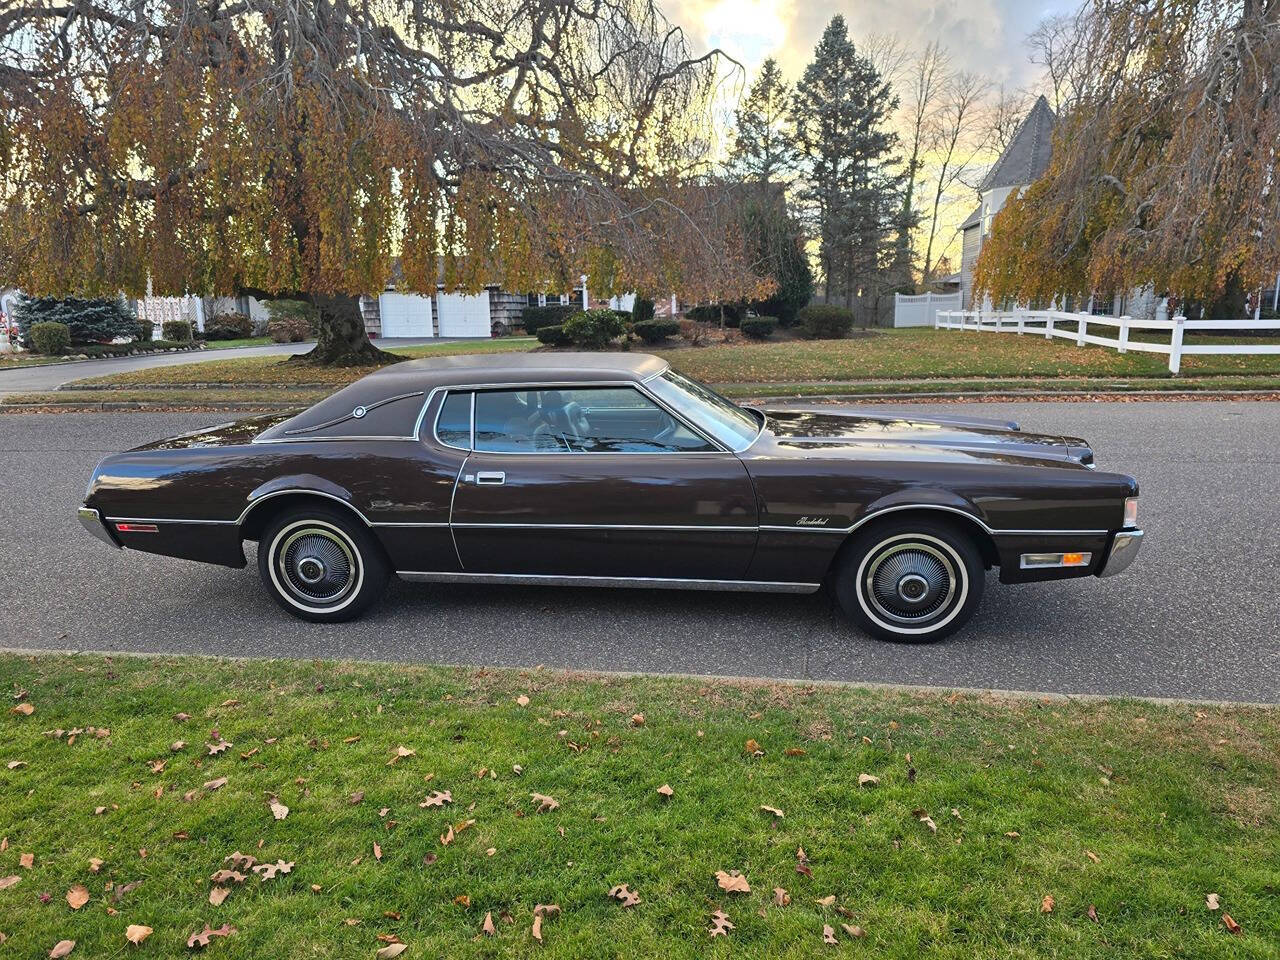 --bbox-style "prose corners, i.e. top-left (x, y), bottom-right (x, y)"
top-left (288, 293), bottom-right (402, 367)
